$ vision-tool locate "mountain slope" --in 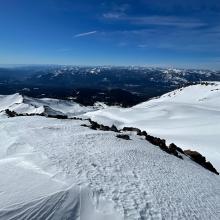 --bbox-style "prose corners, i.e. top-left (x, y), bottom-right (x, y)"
top-left (0, 93), bottom-right (94, 117)
top-left (85, 82), bottom-right (220, 171)
top-left (0, 88), bottom-right (220, 219)
top-left (0, 116), bottom-right (219, 219)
